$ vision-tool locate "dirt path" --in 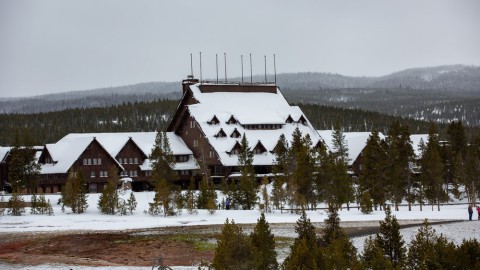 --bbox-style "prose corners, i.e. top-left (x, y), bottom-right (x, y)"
top-left (0, 219), bottom-right (463, 267)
